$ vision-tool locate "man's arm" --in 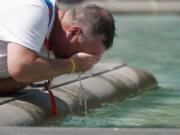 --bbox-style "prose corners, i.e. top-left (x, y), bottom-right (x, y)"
top-left (0, 77), bottom-right (27, 94)
top-left (7, 42), bottom-right (99, 83)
